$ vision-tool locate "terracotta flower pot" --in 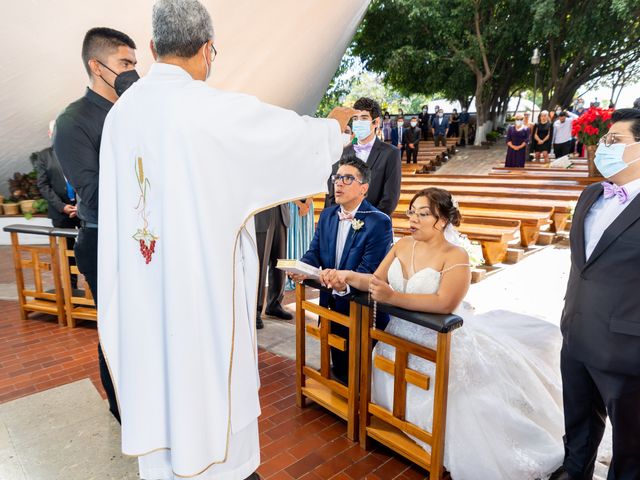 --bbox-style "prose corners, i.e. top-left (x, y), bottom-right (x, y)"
top-left (19, 199), bottom-right (36, 214)
top-left (3, 203), bottom-right (19, 215)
